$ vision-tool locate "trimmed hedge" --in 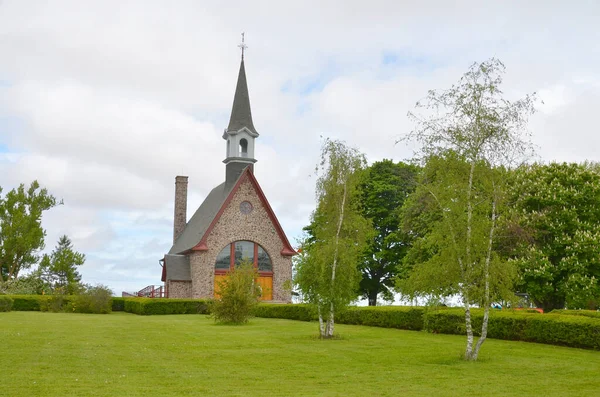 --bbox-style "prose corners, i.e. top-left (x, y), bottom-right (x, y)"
top-left (424, 308), bottom-right (600, 350)
top-left (123, 298), bottom-right (212, 315)
top-left (253, 304), bottom-right (425, 331)
top-left (253, 304), bottom-right (316, 321)
top-left (0, 295), bottom-right (13, 312)
top-left (112, 297), bottom-right (126, 312)
top-left (338, 306), bottom-right (424, 330)
top-left (10, 295), bottom-right (49, 311)
top-left (550, 309), bottom-right (600, 319)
